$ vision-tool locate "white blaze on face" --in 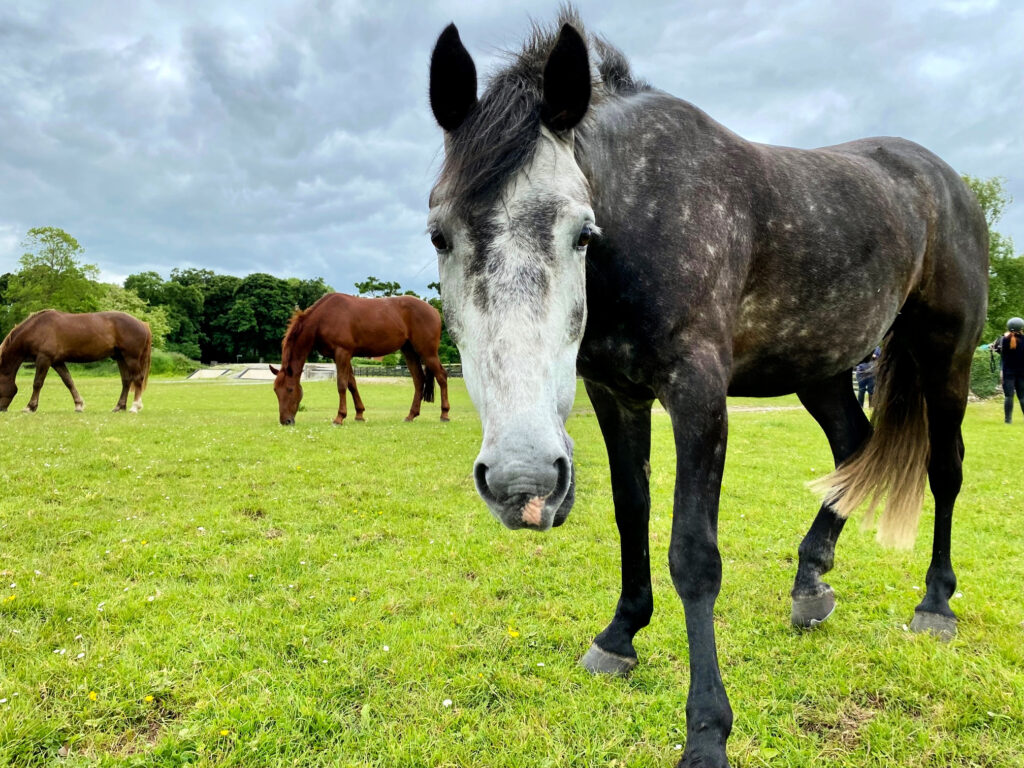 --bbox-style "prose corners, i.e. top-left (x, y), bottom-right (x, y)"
top-left (430, 127), bottom-right (595, 524)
